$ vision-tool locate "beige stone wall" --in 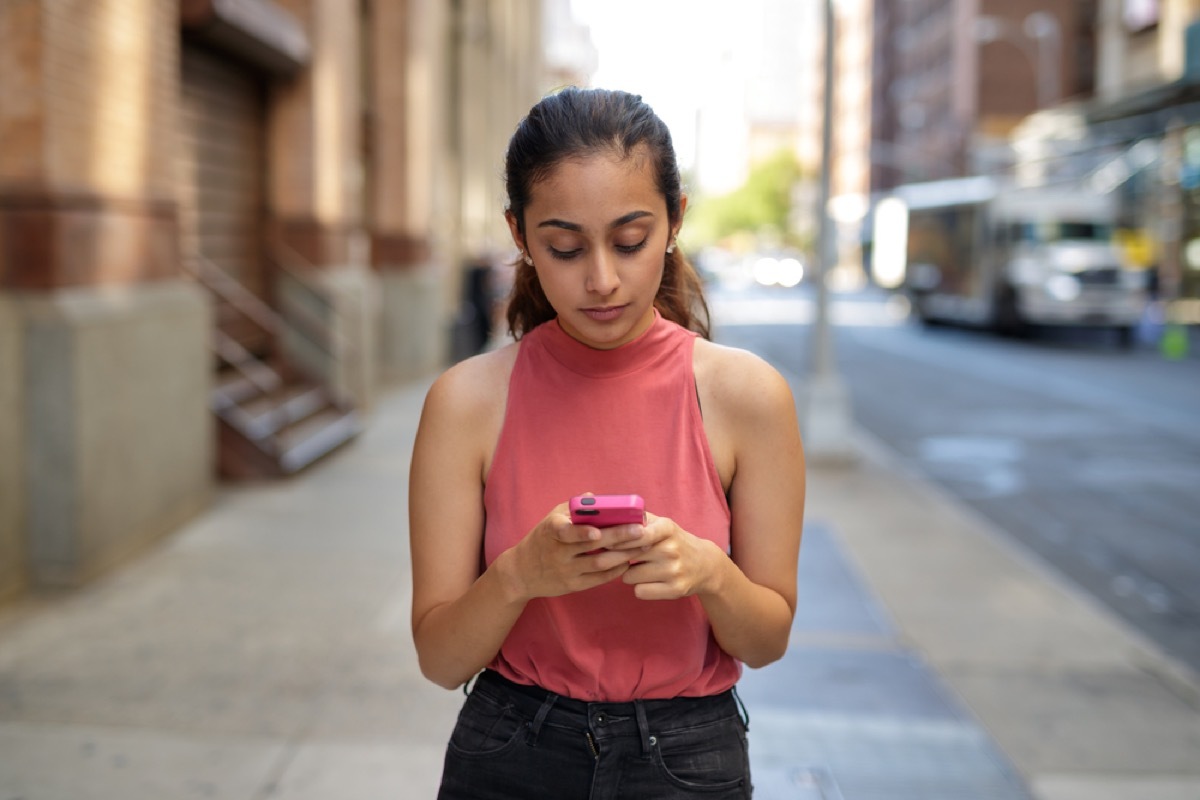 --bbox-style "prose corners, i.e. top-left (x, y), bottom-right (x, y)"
top-left (22, 282), bottom-right (212, 586)
top-left (378, 268), bottom-right (444, 381)
top-left (277, 265), bottom-right (379, 410)
top-left (0, 297), bottom-right (24, 601)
